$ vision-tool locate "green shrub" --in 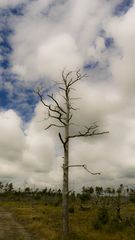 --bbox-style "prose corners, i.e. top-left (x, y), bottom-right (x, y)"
top-left (92, 219), bottom-right (102, 230)
top-left (97, 206), bottom-right (109, 224)
top-left (129, 192), bottom-right (135, 203)
top-left (69, 206), bottom-right (75, 213)
top-left (92, 206), bottom-right (109, 229)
